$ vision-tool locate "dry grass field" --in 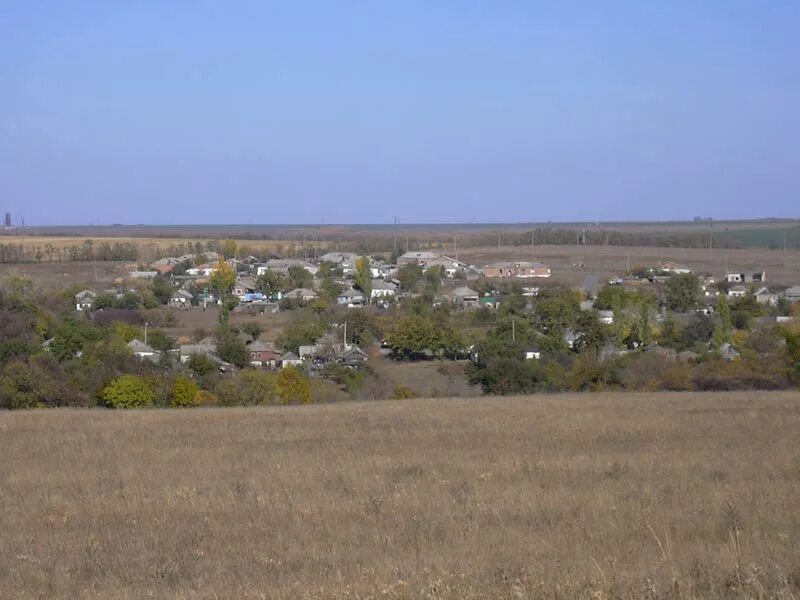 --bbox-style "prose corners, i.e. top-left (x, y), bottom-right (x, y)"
top-left (2, 392), bottom-right (799, 599)
top-left (459, 244), bottom-right (800, 287)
